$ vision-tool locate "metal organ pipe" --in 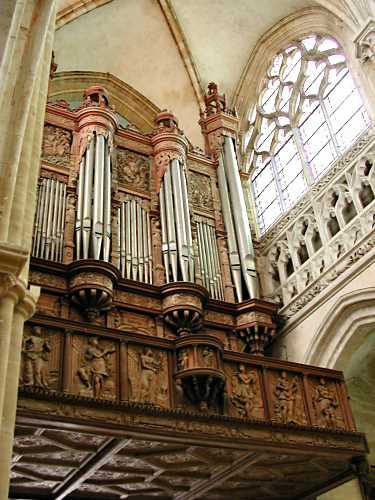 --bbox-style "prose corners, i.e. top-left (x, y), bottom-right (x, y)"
top-left (196, 221), bottom-right (224, 301)
top-left (32, 177), bottom-right (66, 262)
top-left (217, 154), bottom-right (243, 301)
top-left (75, 133), bottom-right (112, 261)
top-left (117, 198), bottom-right (153, 284)
top-left (159, 160), bottom-right (194, 283)
top-left (222, 136), bottom-right (259, 299)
